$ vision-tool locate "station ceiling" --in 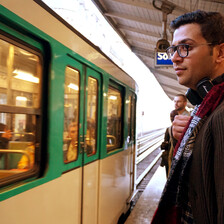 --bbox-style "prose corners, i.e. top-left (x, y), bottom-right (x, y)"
top-left (91, 0), bottom-right (224, 106)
